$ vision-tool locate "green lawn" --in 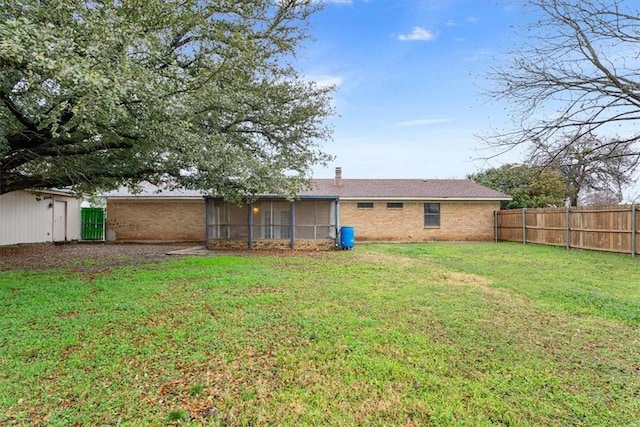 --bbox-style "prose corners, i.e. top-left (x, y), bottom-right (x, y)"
top-left (1, 243), bottom-right (639, 426)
